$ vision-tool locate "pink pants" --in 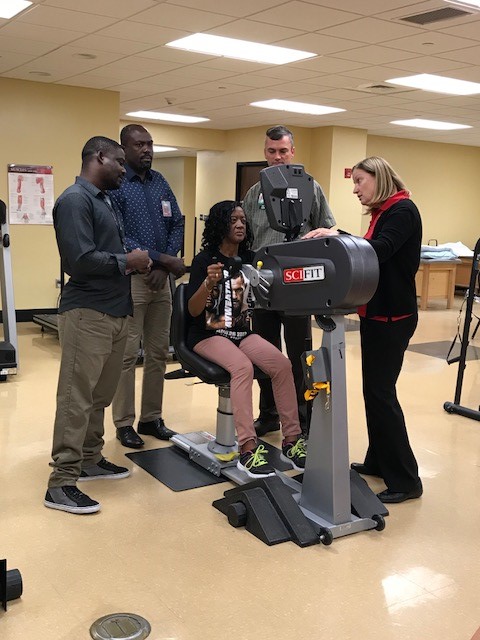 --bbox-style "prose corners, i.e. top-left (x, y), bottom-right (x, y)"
top-left (194, 334), bottom-right (301, 447)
